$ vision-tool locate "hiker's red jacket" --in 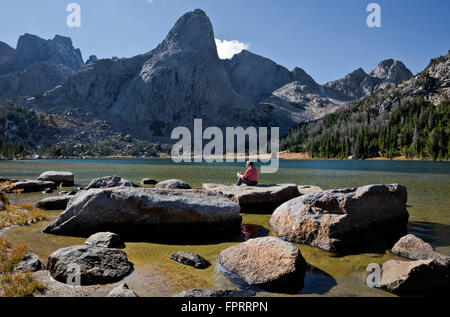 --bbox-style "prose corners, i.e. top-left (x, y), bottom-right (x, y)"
top-left (239, 167), bottom-right (258, 182)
